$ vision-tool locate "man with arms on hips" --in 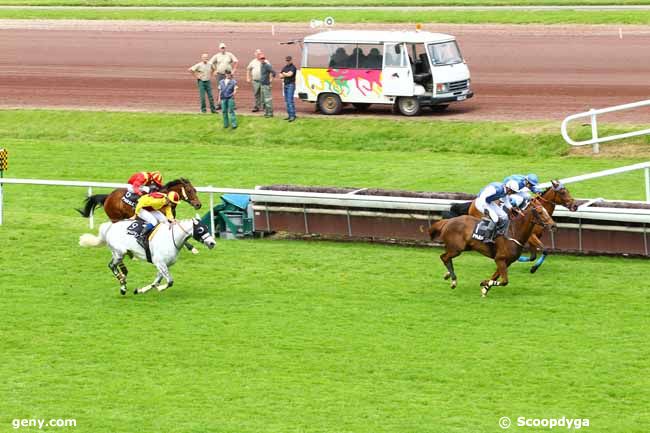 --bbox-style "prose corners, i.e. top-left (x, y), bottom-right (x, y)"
top-left (188, 53), bottom-right (217, 114)
top-left (279, 55), bottom-right (297, 122)
top-left (246, 49), bottom-right (264, 112)
top-left (210, 42), bottom-right (238, 107)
